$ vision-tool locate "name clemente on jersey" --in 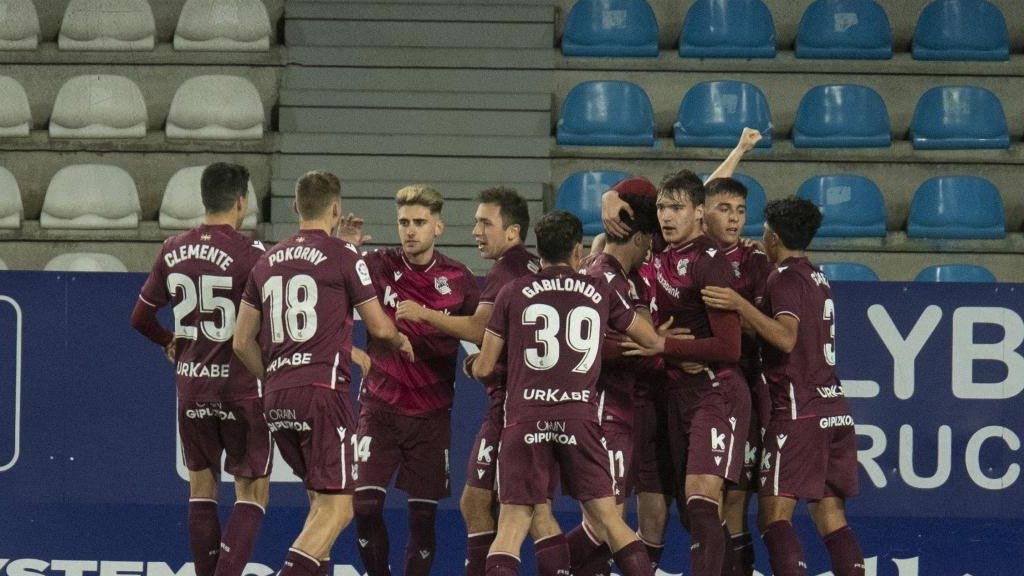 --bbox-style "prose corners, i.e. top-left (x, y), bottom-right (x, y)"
top-left (163, 244), bottom-right (234, 271)
top-left (268, 246), bottom-right (328, 267)
top-left (521, 277), bottom-right (602, 304)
